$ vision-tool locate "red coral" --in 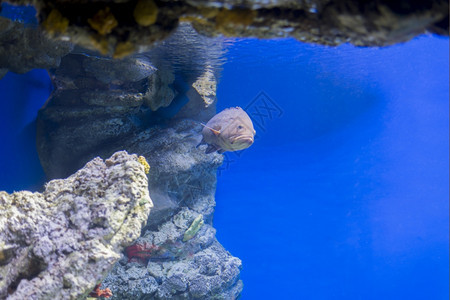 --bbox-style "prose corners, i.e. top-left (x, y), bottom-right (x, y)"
top-left (125, 243), bottom-right (160, 264)
top-left (89, 284), bottom-right (112, 298)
